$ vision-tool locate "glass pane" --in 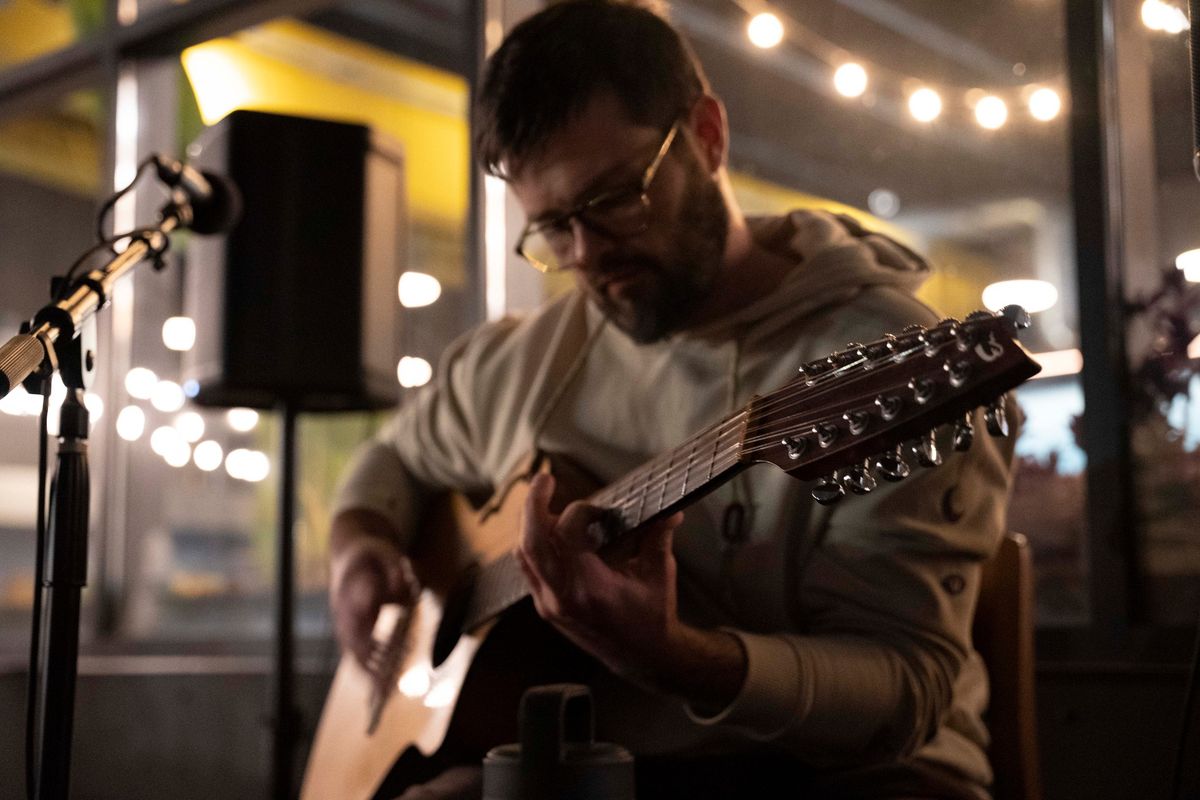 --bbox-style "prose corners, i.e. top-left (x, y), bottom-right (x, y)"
top-left (105, 3), bottom-right (475, 643)
top-left (1122, 6), bottom-right (1200, 626)
top-left (0, 0), bottom-right (105, 70)
top-left (679, 0), bottom-right (1086, 624)
top-left (0, 89), bottom-right (104, 654)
